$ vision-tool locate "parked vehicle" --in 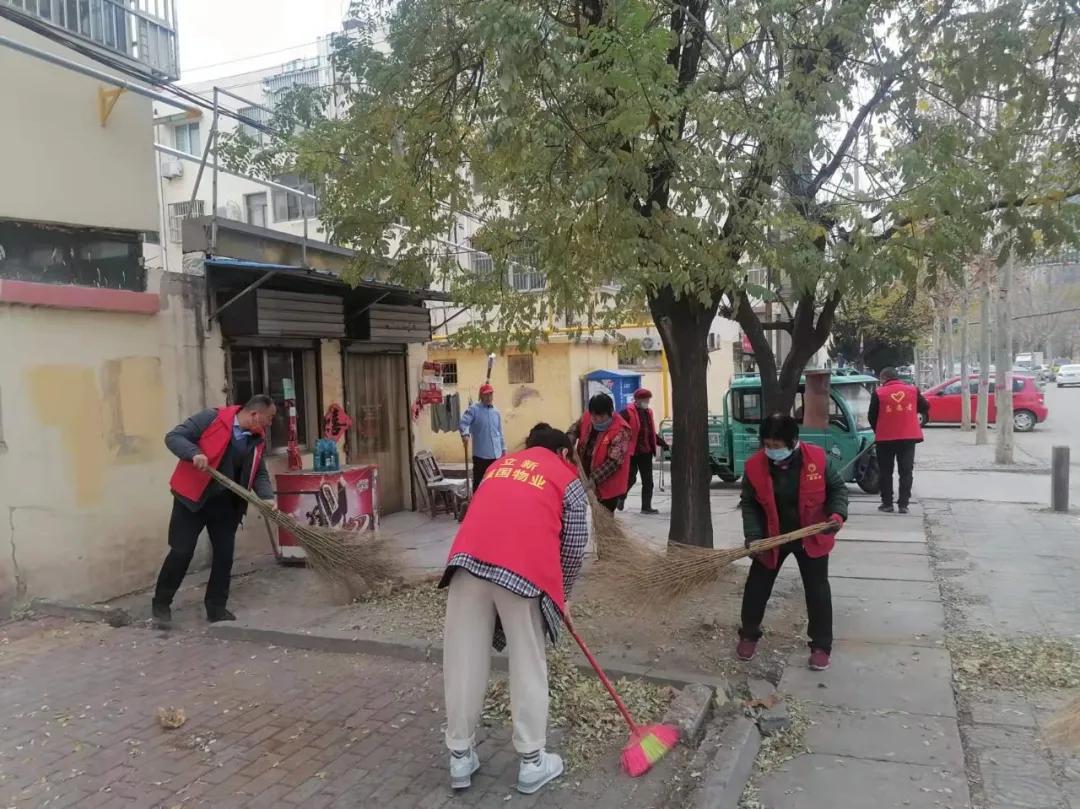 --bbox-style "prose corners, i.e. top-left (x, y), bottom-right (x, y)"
top-left (1057, 364), bottom-right (1080, 388)
top-left (1015, 352), bottom-right (1044, 370)
top-left (921, 374), bottom-right (1048, 432)
top-left (659, 373), bottom-right (880, 492)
